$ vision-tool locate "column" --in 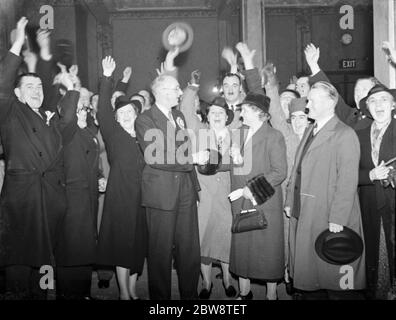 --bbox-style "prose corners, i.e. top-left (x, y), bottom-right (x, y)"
top-left (242, 0), bottom-right (266, 70)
